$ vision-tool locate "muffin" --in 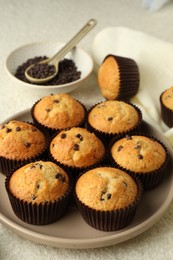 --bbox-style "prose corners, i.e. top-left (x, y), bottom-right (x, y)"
top-left (98, 54), bottom-right (140, 100)
top-left (0, 120), bottom-right (48, 176)
top-left (5, 160), bottom-right (72, 225)
top-left (160, 86), bottom-right (173, 127)
top-left (110, 135), bottom-right (168, 189)
top-left (87, 100), bottom-right (142, 143)
top-left (75, 167), bottom-right (143, 231)
top-left (49, 127), bottom-right (105, 177)
top-left (31, 93), bottom-right (86, 135)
